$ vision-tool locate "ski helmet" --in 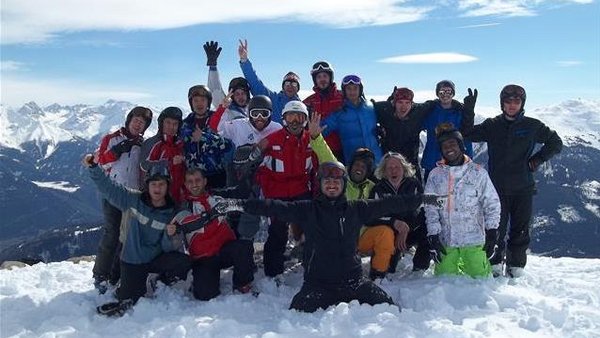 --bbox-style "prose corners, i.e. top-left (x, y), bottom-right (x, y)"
top-left (341, 74), bottom-right (364, 99)
top-left (281, 100), bottom-right (309, 127)
top-left (500, 84), bottom-right (526, 112)
top-left (158, 107), bottom-right (183, 134)
top-left (146, 162), bottom-right (170, 185)
top-left (317, 161), bottom-right (348, 194)
top-left (435, 123), bottom-right (465, 153)
top-left (248, 95), bottom-right (273, 129)
top-left (310, 61), bottom-right (334, 86)
top-left (125, 106), bottom-right (153, 132)
top-left (435, 80), bottom-right (456, 96)
top-left (228, 77), bottom-right (250, 94)
top-left (349, 148), bottom-right (375, 179)
top-left (281, 72), bottom-right (300, 91)
top-left (187, 85), bottom-right (213, 111)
